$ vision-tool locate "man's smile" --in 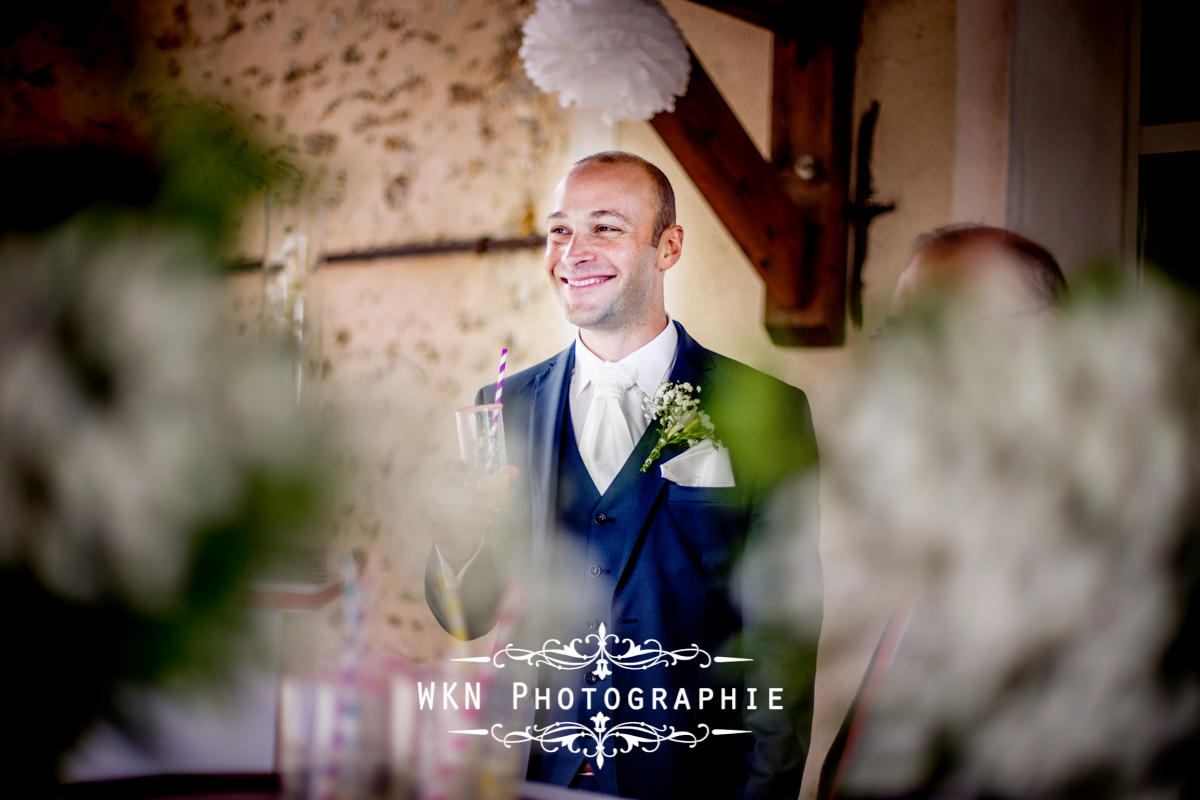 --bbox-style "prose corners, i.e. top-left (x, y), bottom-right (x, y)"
top-left (562, 275), bottom-right (615, 288)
